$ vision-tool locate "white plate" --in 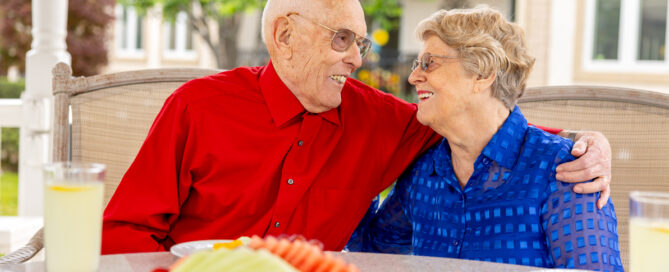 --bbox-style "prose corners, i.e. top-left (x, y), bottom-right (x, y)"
top-left (170, 239), bottom-right (231, 257)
